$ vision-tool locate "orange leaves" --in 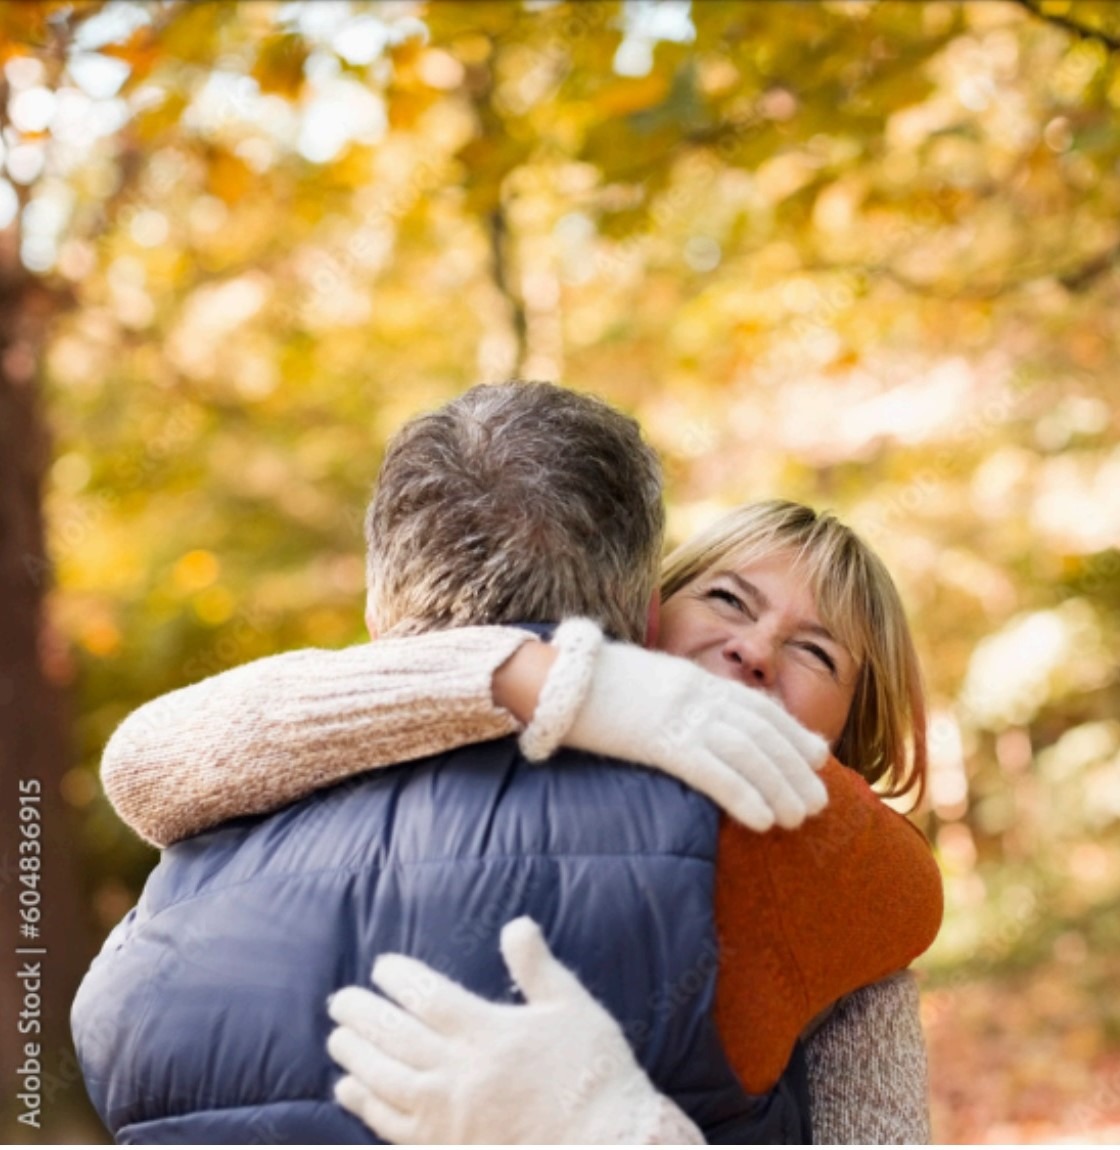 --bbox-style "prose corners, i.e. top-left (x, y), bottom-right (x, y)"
top-left (100, 25), bottom-right (162, 88)
top-left (203, 146), bottom-right (255, 206)
top-left (132, 90), bottom-right (190, 144)
top-left (456, 133), bottom-right (532, 215)
top-left (251, 33), bottom-right (309, 99)
top-left (925, 958), bottom-right (1120, 1143)
top-left (0, 1), bottom-right (101, 52)
top-left (593, 71), bottom-right (672, 120)
top-left (384, 41), bottom-right (459, 131)
top-left (153, 1), bottom-right (237, 68)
